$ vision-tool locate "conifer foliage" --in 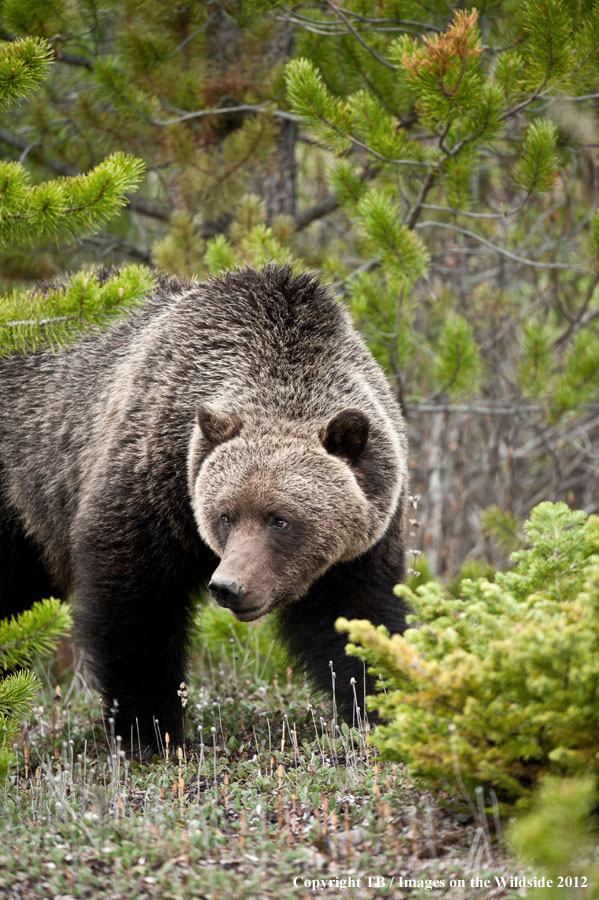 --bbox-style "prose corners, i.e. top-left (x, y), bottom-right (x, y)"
top-left (338, 503), bottom-right (599, 811)
top-left (284, 4), bottom-right (594, 399)
top-left (283, 0), bottom-right (599, 571)
top-left (0, 601), bottom-right (72, 779)
top-left (0, 37), bottom-right (146, 247)
top-left (0, 35), bottom-right (153, 354)
top-left (0, 1), bottom-right (300, 282)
